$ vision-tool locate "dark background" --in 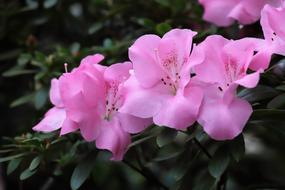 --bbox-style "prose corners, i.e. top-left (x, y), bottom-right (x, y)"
top-left (1, 0), bottom-right (285, 190)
